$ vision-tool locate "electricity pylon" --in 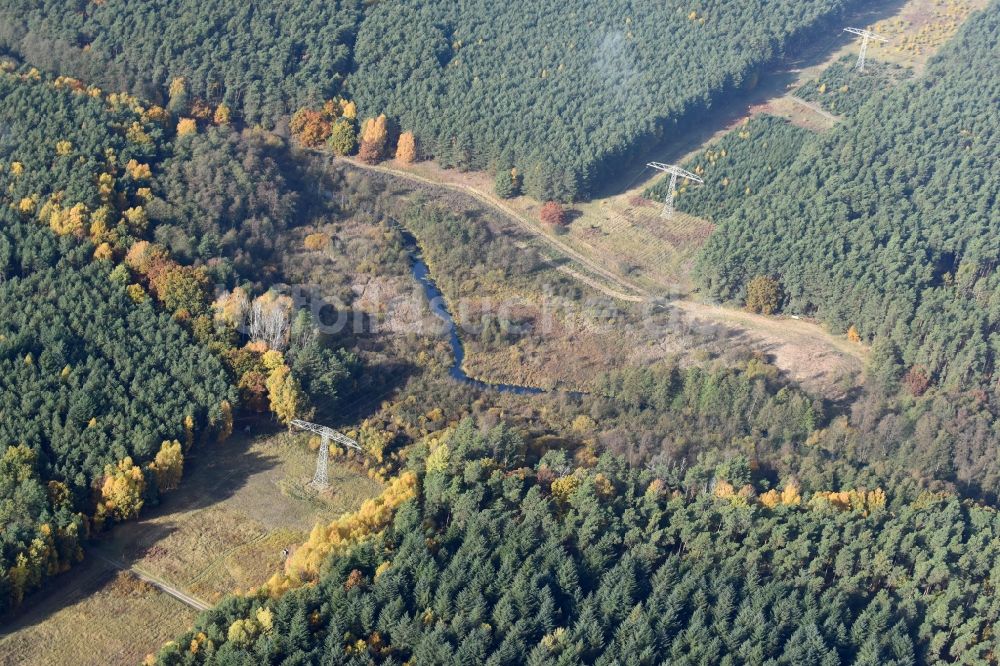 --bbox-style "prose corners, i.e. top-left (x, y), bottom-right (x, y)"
top-left (844, 27), bottom-right (888, 72)
top-left (647, 162), bottom-right (704, 219)
top-left (290, 419), bottom-right (363, 491)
